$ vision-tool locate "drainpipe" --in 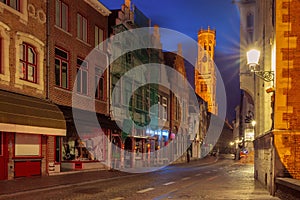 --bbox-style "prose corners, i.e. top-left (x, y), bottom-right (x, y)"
top-left (45, 0), bottom-right (50, 100)
top-left (44, 0), bottom-right (50, 176)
